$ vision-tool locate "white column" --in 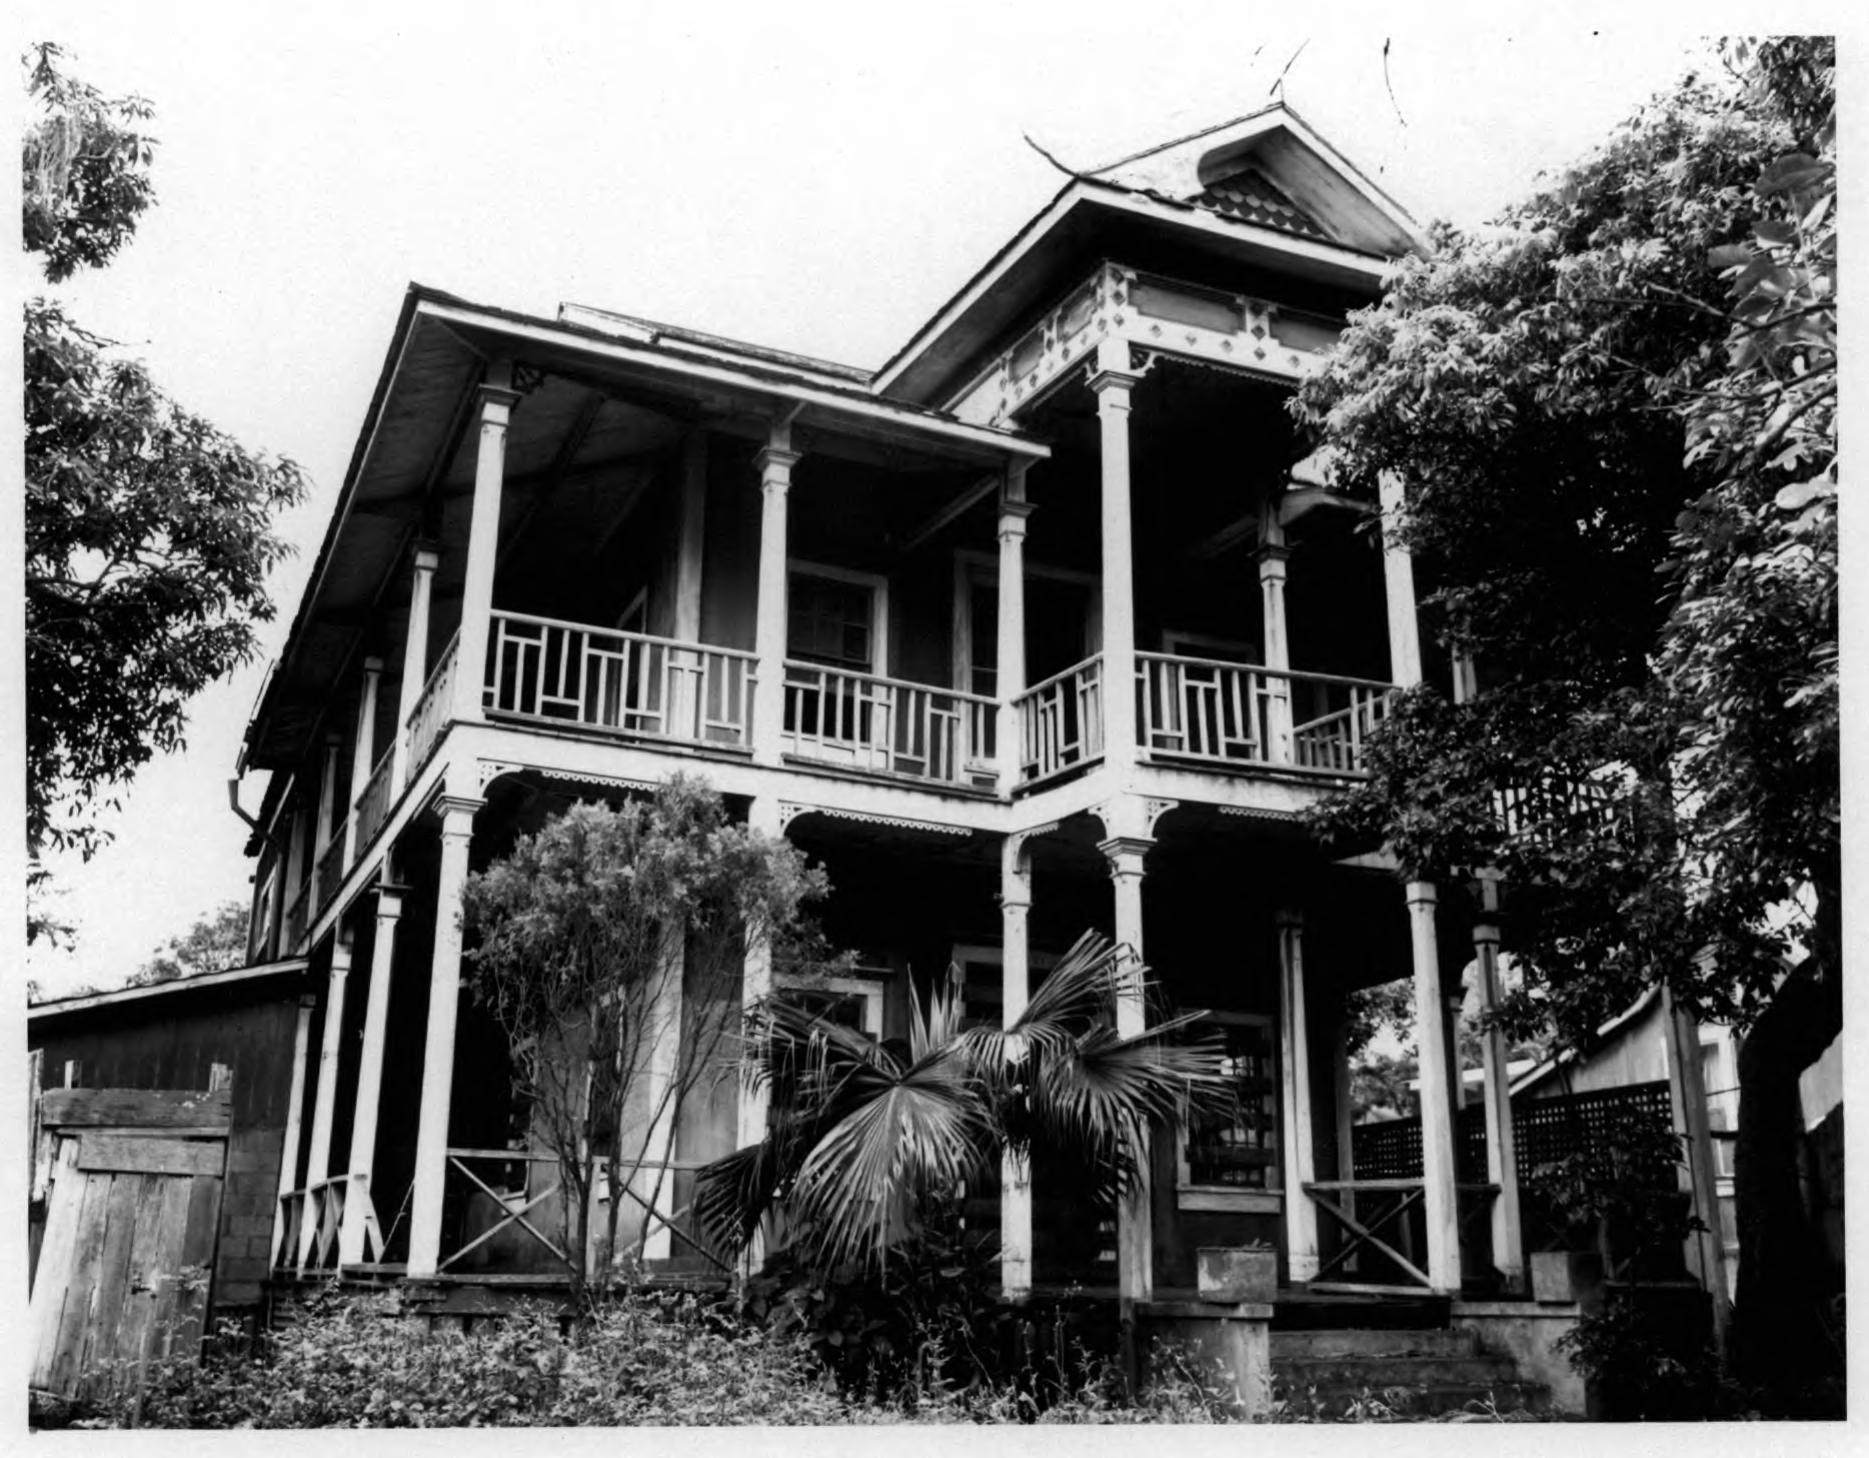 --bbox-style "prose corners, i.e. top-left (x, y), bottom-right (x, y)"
top-left (283, 804), bottom-right (308, 909)
top-left (635, 924), bottom-right (685, 1263)
top-left (1407, 880), bottom-right (1461, 1292)
top-left (999, 832), bottom-right (1035, 1296)
top-left (1331, 1010), bottom-right (1358, 1271)
top-left (406, 794), bottom-right (482, 1279)
top-left (1662, 986), bottom-right (1733, 1353)
top-left (393, 547), bottom-right (439, 792)
top-left (1277, 908), bottom-right (1320, 1282)
top-left (1472, 874), bottom-right (1524, 1293)
top-left (995, 479), bottom-right (1034, 797)
top-left (342, 658), bottom-right (384, 868)
top-left (1259, 502), bottom-right (1294, 763)
top-left (737, 795), bottom-right (784, 1148)
top-left (453, 369), bottom-right (519, 724)
top-left (339, 882), bottom-right (403, 1265)
top-left (1090, 340), bottom-right (1142, 771)
top-left (298, 932), bottom-right (353, 1268)
top-left (269, 995), bottom-right (316, 1269)
top-left (1378, 472), bottom-right (1423, 688)
top-left (1099, 816), bottom-right (1154, 1305)
top-left (750, 425), bottom-right (799, 765)
top-left (668, 433), bottom-right (709, 738)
